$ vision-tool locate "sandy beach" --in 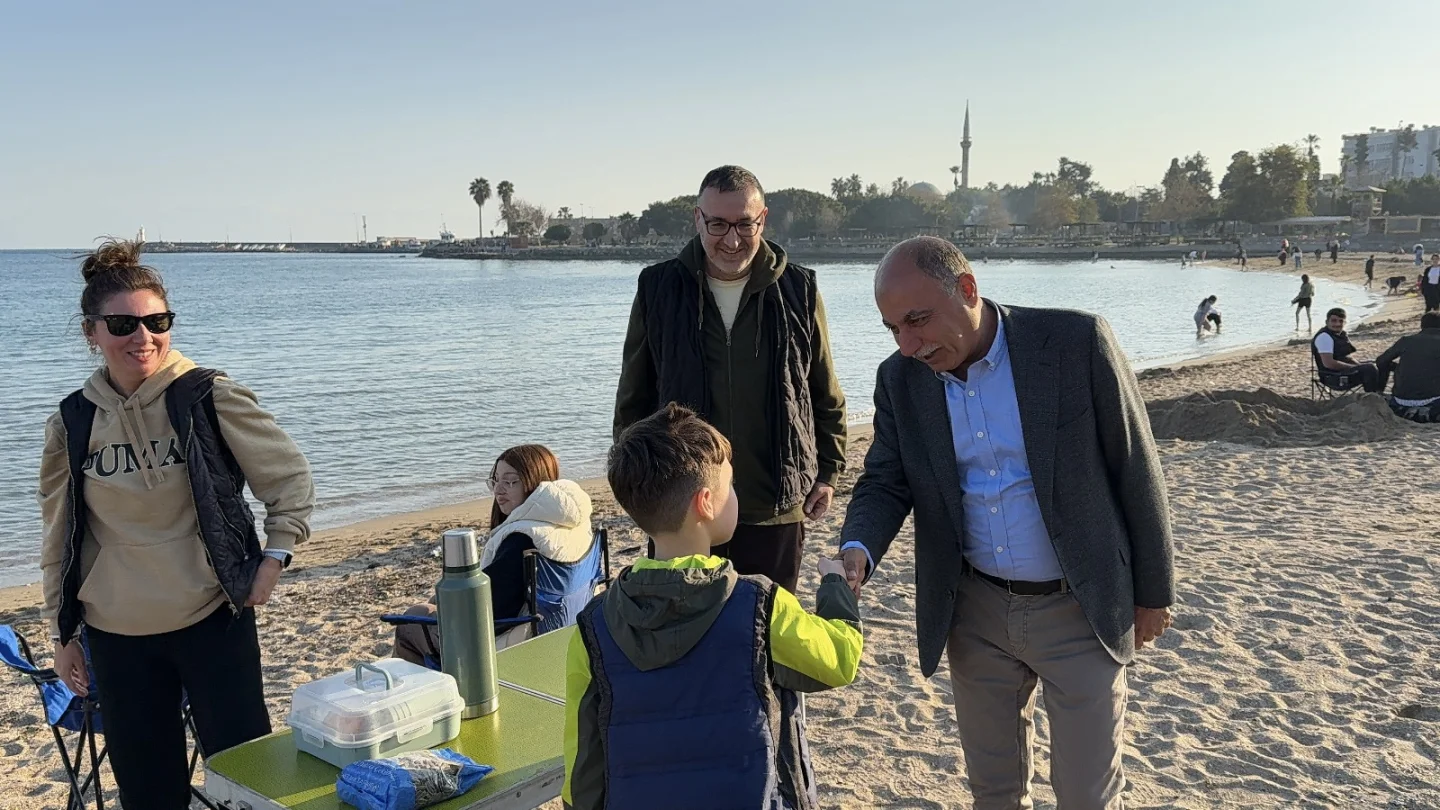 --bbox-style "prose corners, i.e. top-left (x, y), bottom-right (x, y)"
top-left (2, 254), bottom-right (1437, 809)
